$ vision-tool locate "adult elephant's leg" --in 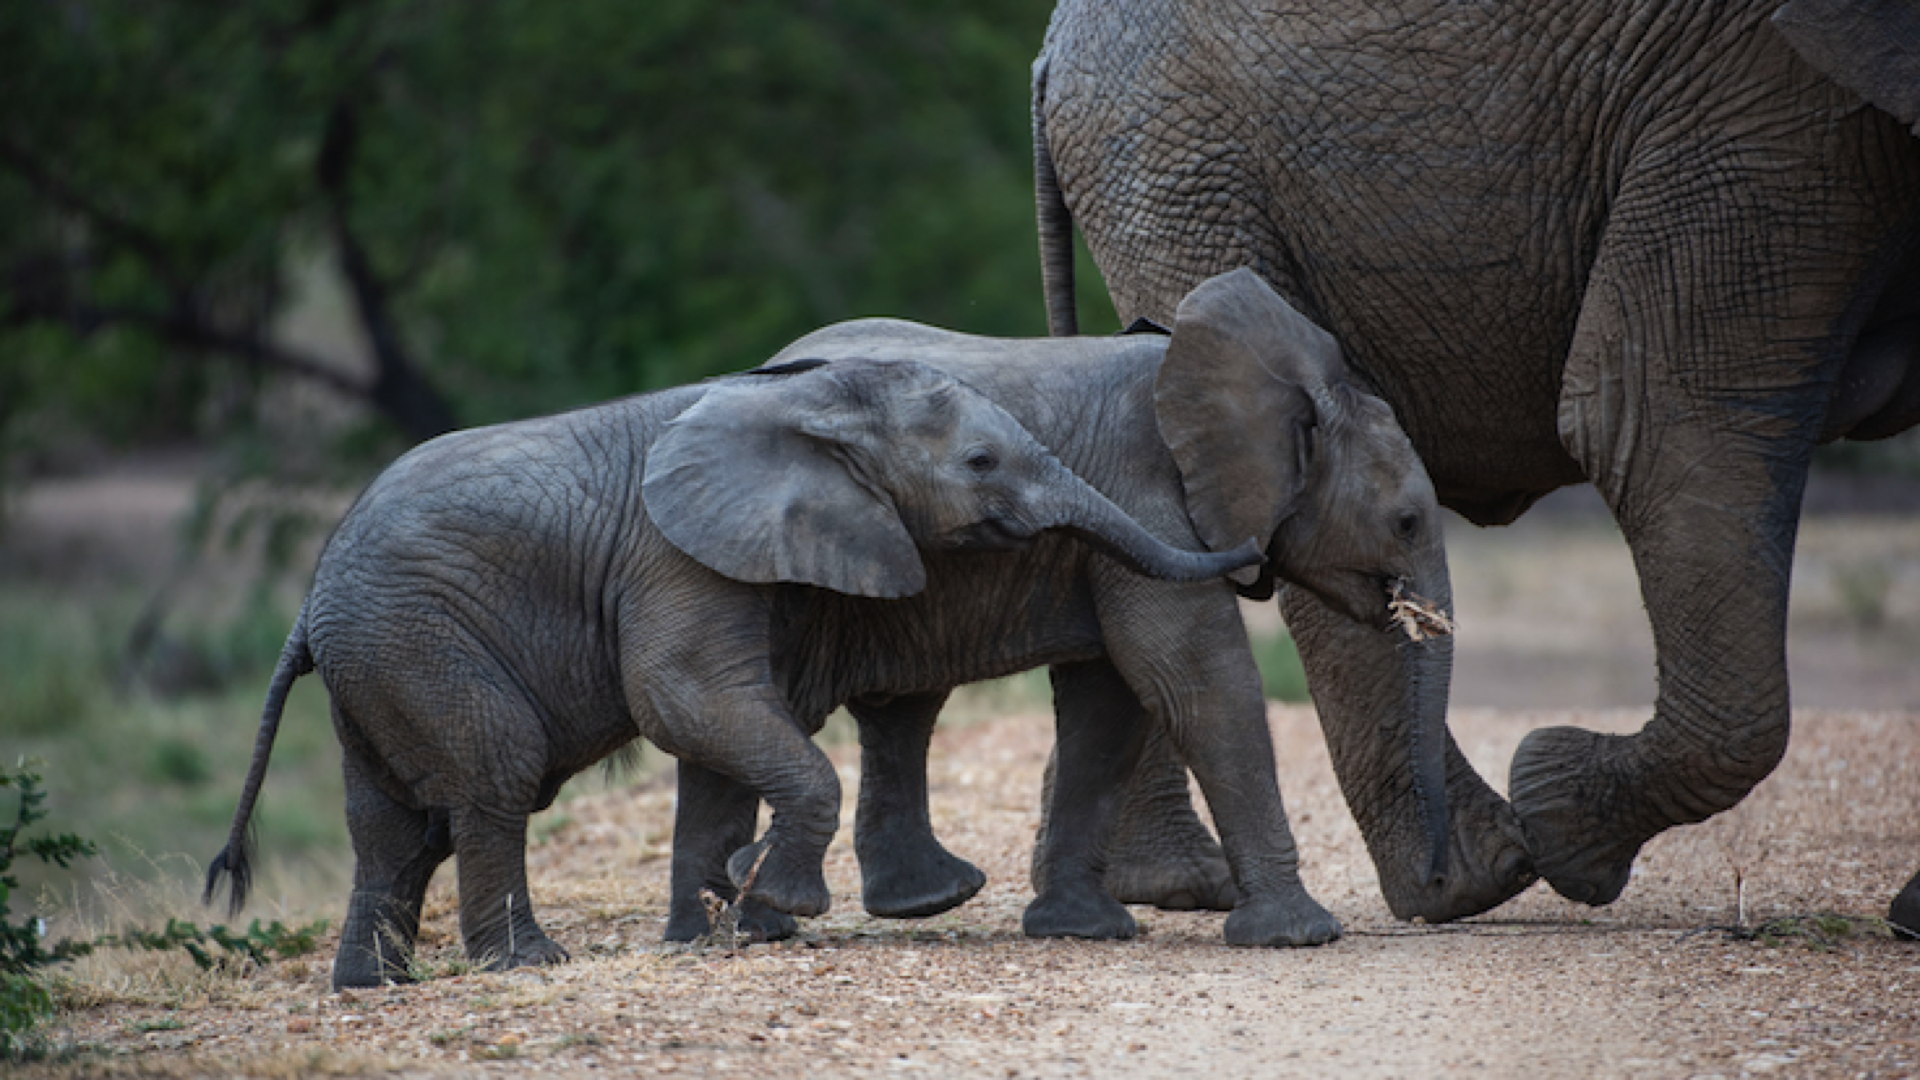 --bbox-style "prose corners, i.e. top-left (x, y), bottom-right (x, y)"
top-left (849, 690), bottom-right (986, 918)
top-left (664, 761), bottom-right (797, 943)
top-left (1024, 659), bottom-right (1153, 939)
top-left (1282, 587), bottom-right (1535, 921)
top-left (1097, 722), bottom-right (1237, 911)
top-left (333, 748), bottom-right (454, 989)
top-left (1515, 111), bottom-right (1916, 902)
